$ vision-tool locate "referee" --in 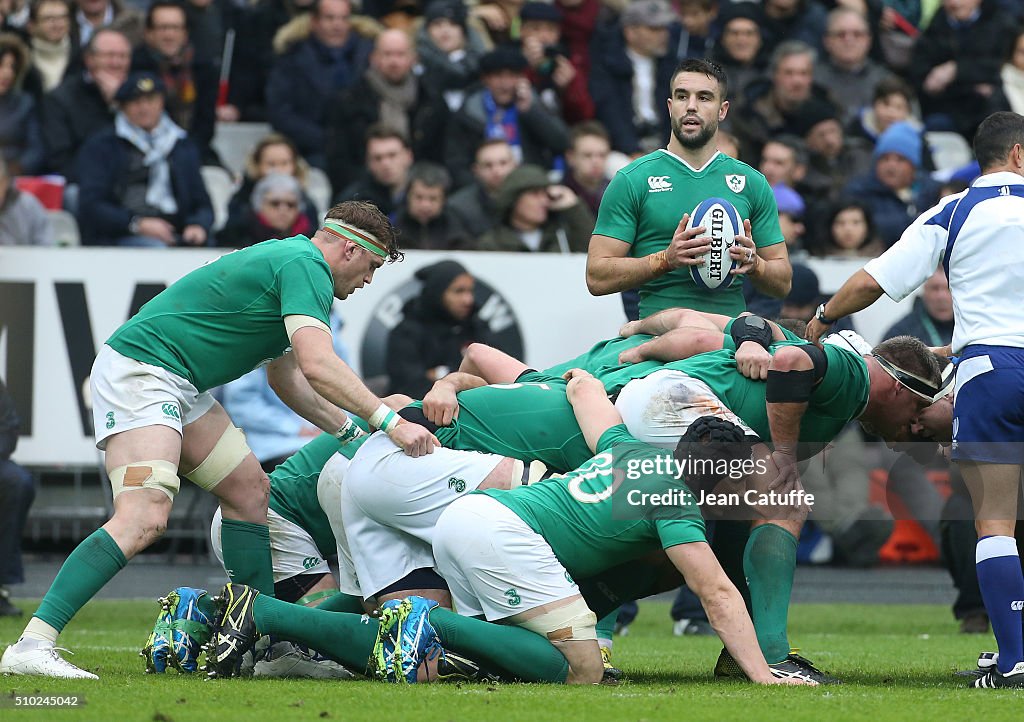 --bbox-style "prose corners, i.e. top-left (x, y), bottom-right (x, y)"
top-left (806, 112), bottom-right (1024, 689)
